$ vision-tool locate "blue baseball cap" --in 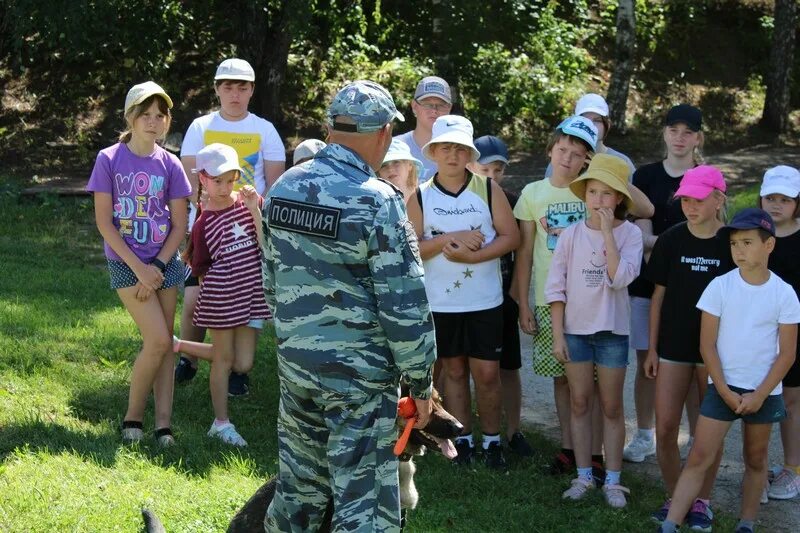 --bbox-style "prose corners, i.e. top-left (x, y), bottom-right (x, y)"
top-left (556, 115), bottom-right (598, 151)
top-left (718, 208), bottom-right (776, 239)
top-left (474, 135), bottom-right (509, 165)
top-left (327, 80), bottom-right (404, 133)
